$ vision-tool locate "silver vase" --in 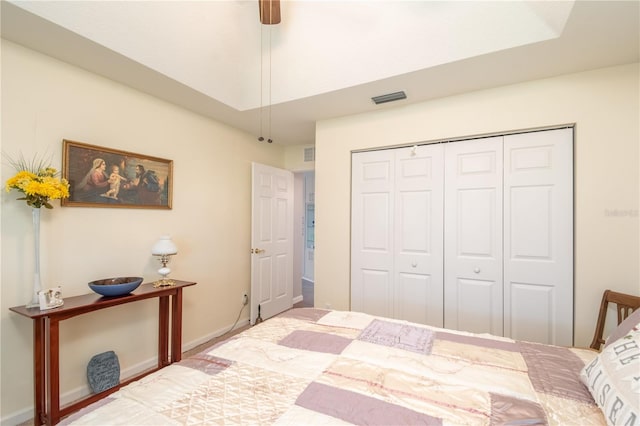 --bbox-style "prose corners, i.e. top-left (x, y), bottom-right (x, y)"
top-left (26, 207), bottom-right (42, 308)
